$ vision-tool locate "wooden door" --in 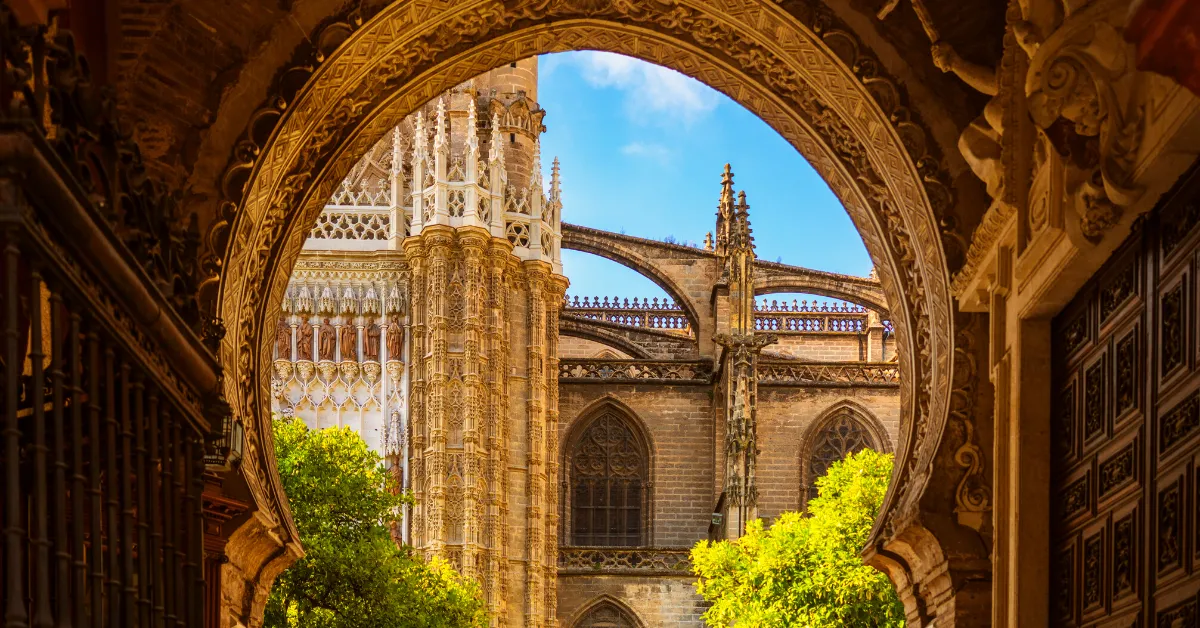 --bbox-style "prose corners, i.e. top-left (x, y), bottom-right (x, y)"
top-left (1052, 165), bottom-right (1200, 626)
